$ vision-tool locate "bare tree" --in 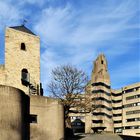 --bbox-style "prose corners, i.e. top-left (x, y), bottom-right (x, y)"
top-left (48, 65), bottom-right (89, 128)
